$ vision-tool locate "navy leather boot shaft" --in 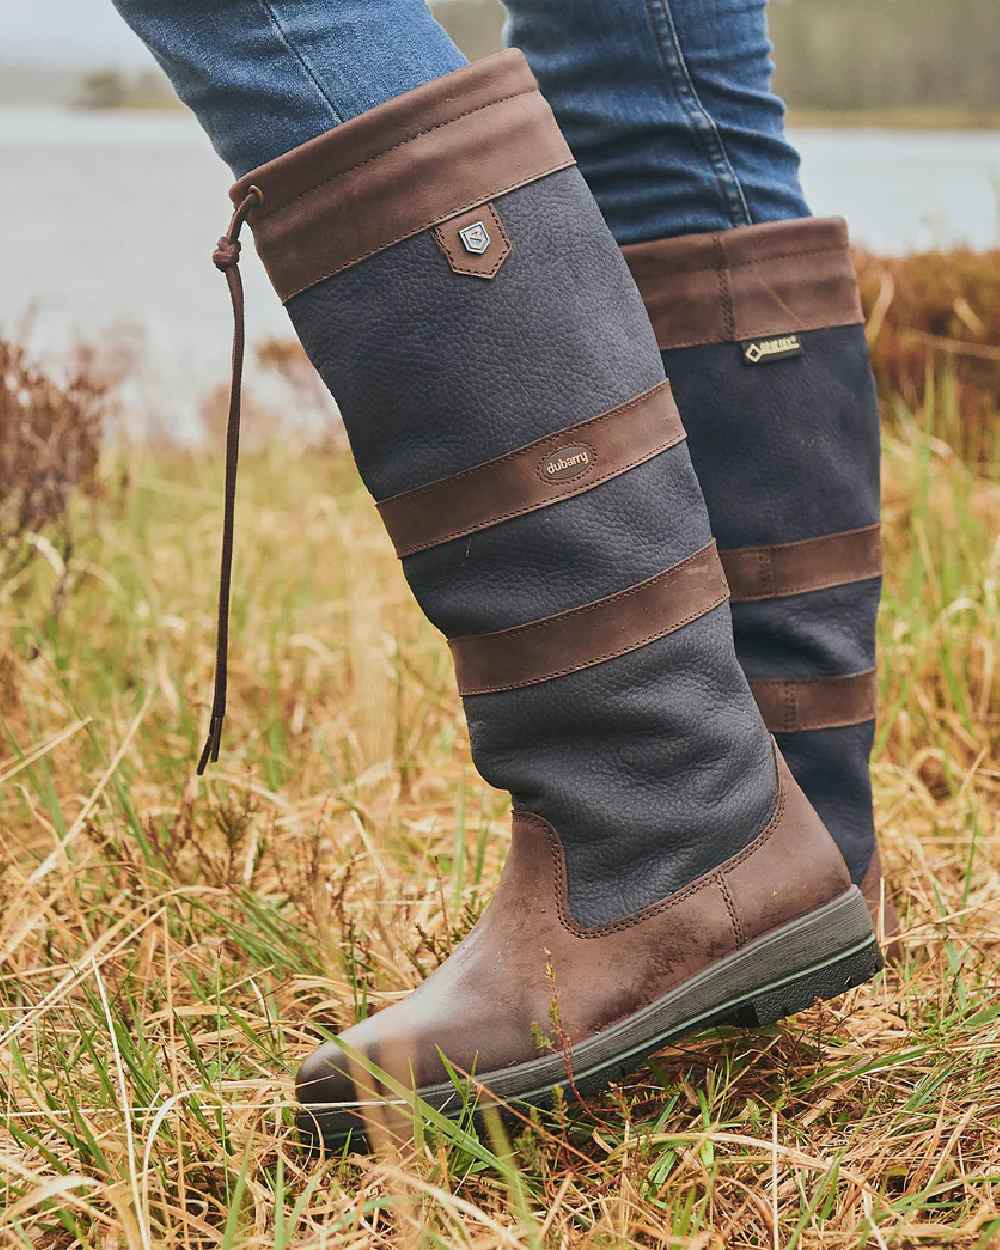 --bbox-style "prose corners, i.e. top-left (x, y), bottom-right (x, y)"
top-left (625, 220), bottom-right (885, 896)
top-left (231, 50), bottom-right (781, 931)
